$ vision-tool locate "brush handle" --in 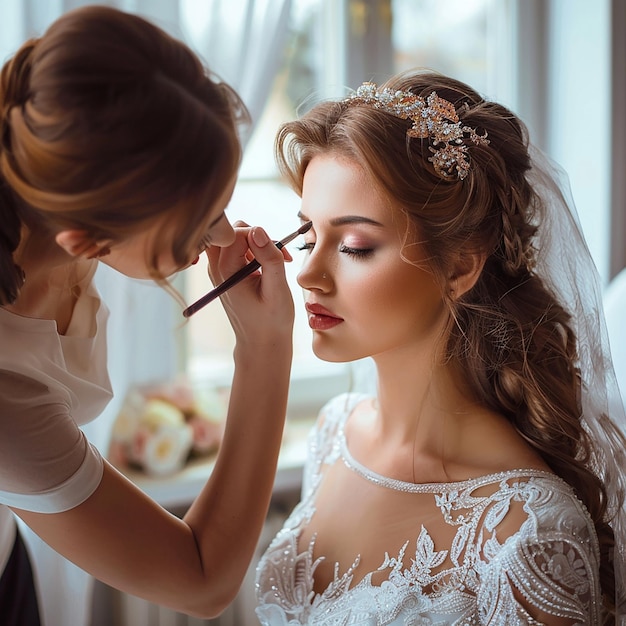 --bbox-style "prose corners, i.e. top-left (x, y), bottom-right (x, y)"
top-left (183, 249), bottom-right (277, 318)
